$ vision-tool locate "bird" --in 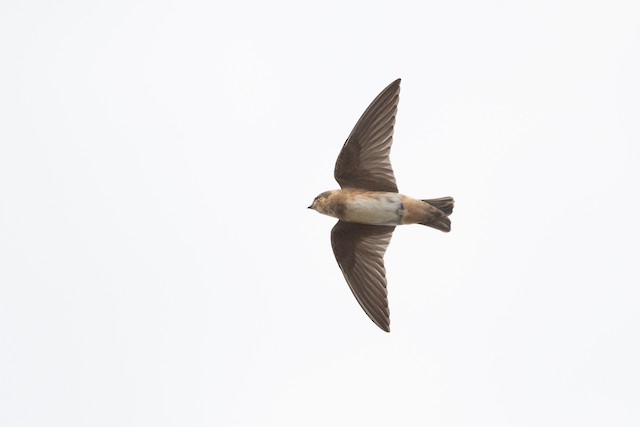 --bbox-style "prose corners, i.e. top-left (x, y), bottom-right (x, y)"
top-left (308, 78), bottom-right (454, 332)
